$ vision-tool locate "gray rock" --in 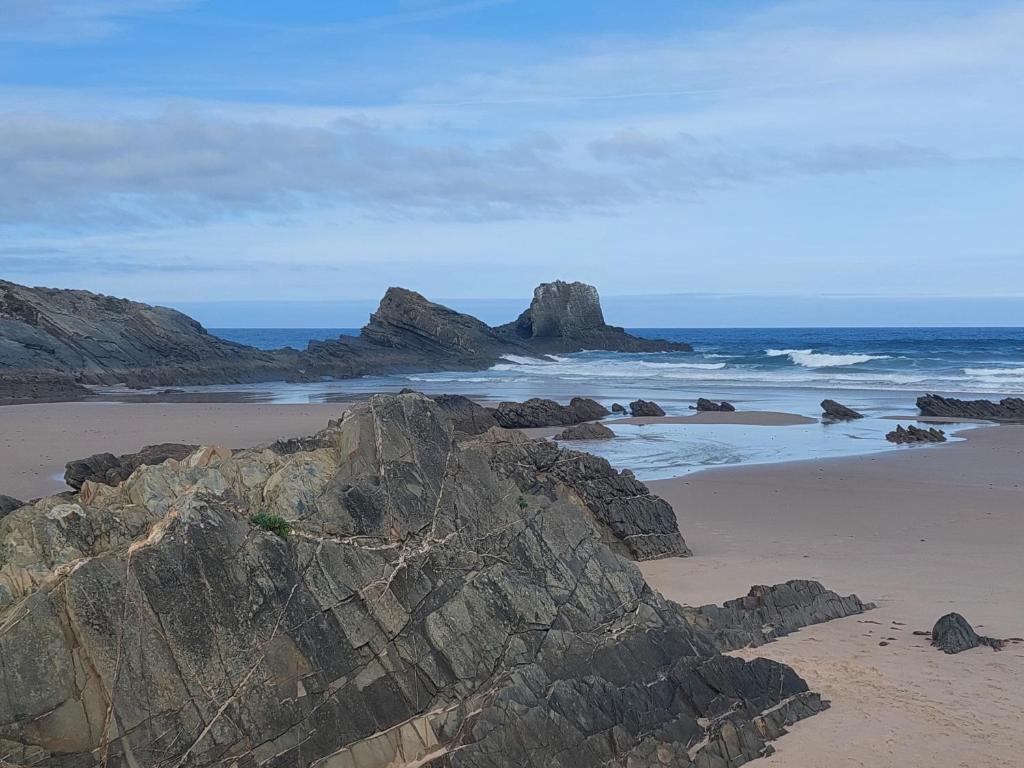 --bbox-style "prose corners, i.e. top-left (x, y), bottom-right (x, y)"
top-left (917, 394), bottom-right (1024, 422)
top-left (886, 424), bottom-right (946, 444)
top-left (694, 398), bottom-right (735, 412)
top-left (629, 399), bottom-right (666, 417)
top-left (610, 402), bottom-right (626, 414)
top-left (491, 397), bottom-right (609, 428)
top-left (821, 399), bottom-right (863, 421)
top-left (931, 613), bottom-right (1005, 653)
top-left (64, 442), bottom-right (199, 489)
top-left (557, 422), bottom-right (615, 440)
top-left (0, 495), bottom-right (23, 517)
top-left (0, 393), bottom-right (868, 767)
